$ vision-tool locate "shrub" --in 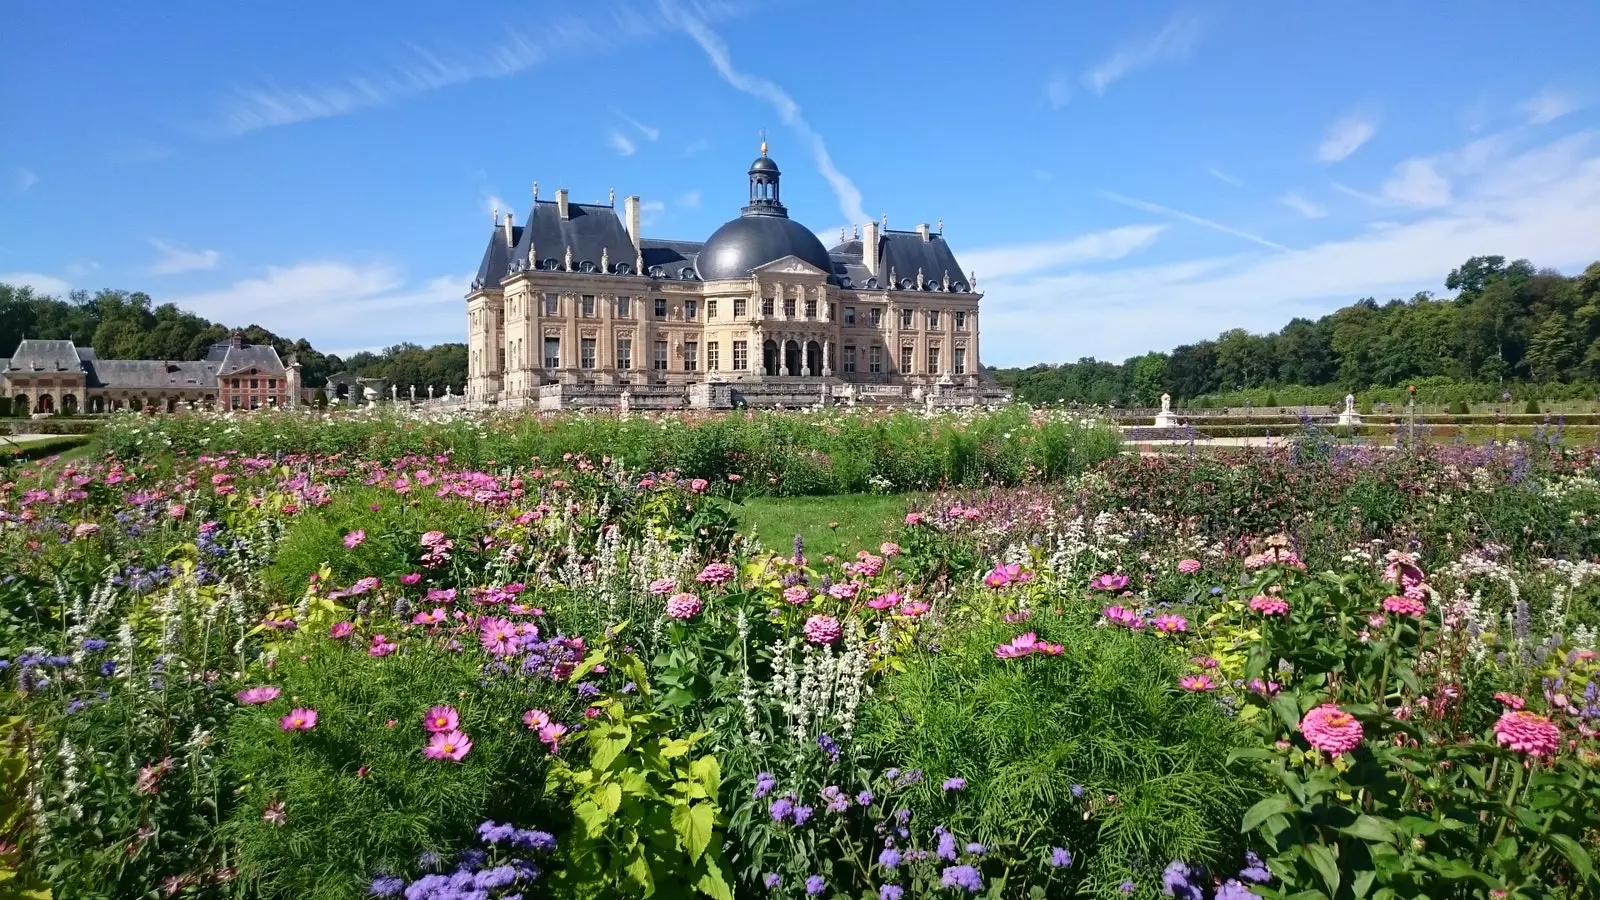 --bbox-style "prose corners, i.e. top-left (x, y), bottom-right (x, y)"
top-left (1524, 397), bottom-right (1541, 414)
